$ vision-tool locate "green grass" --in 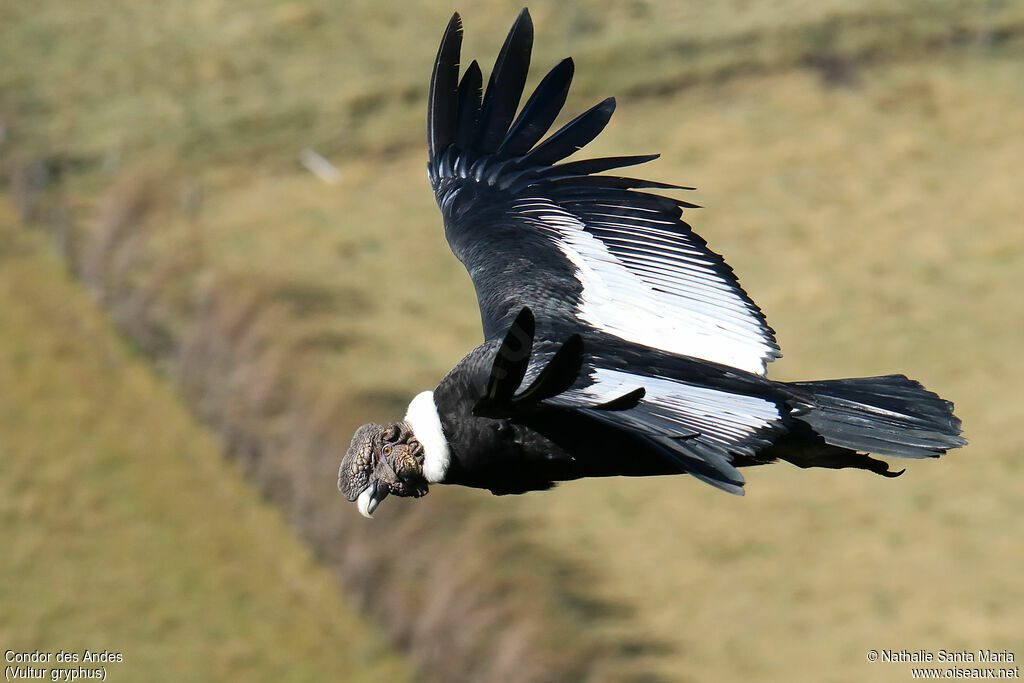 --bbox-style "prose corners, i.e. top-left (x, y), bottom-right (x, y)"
top-left (4, 1), bottom-right (1024, 681)
top-left (0, 202), bottom-right (411, 683)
